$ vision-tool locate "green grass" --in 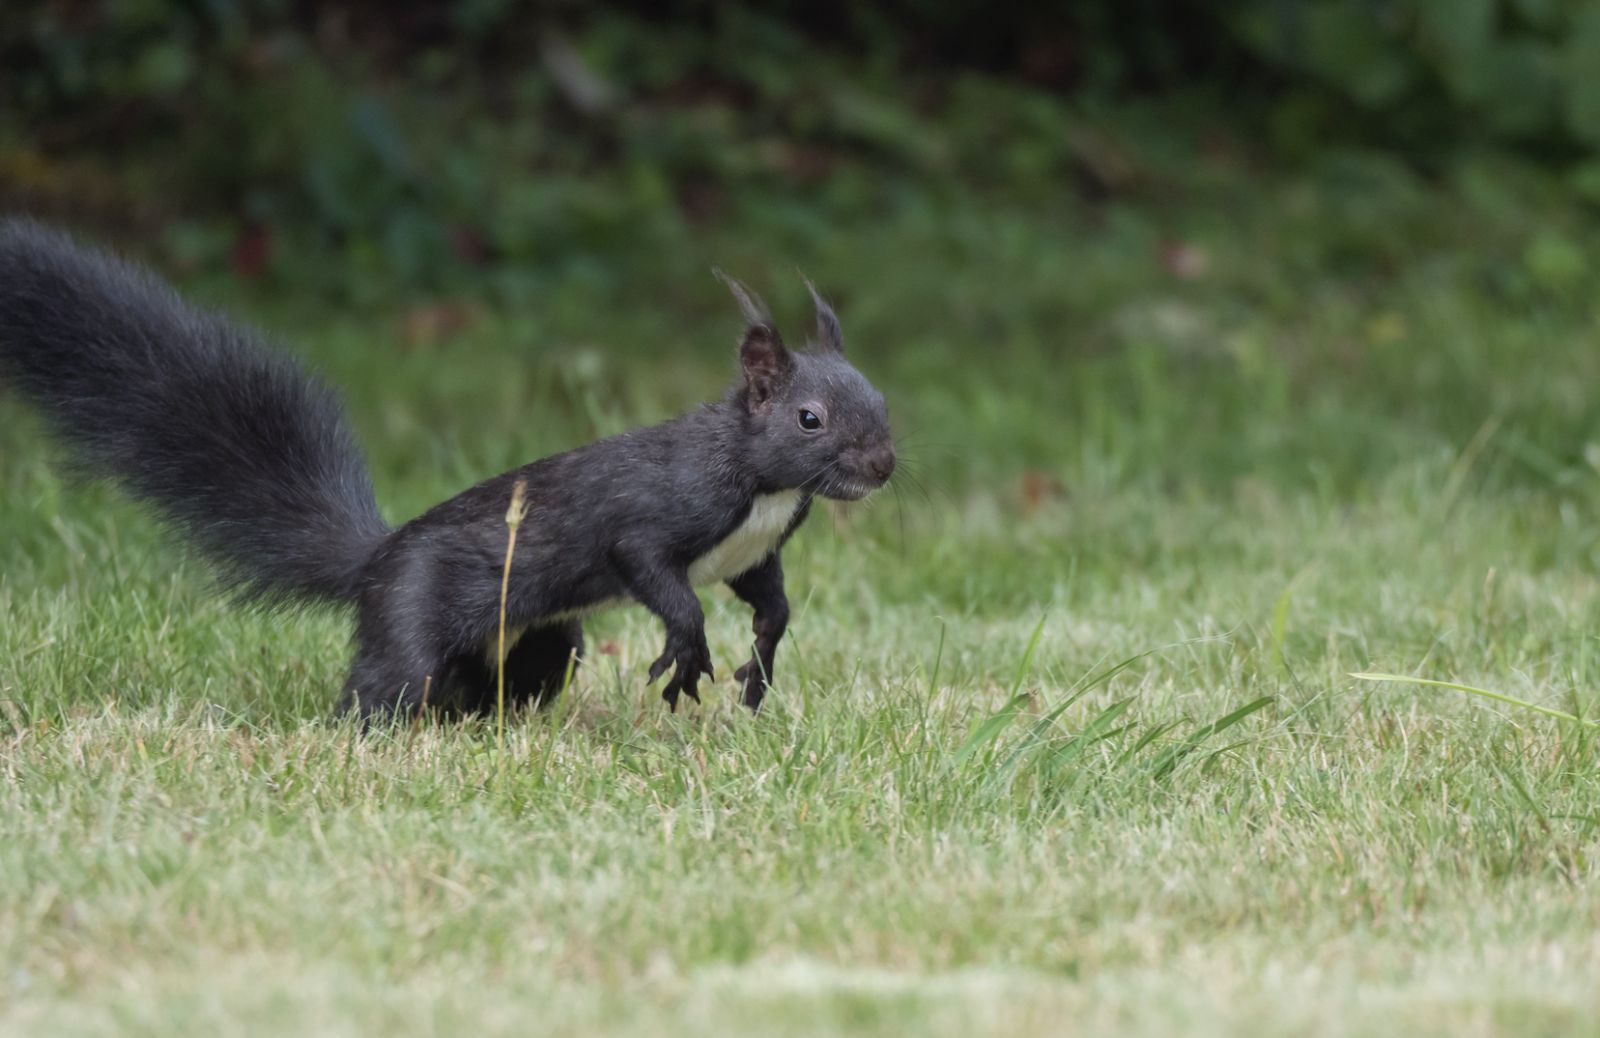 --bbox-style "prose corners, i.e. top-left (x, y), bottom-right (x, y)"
top-left (6, 153), bottom-right (1600, 1036)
